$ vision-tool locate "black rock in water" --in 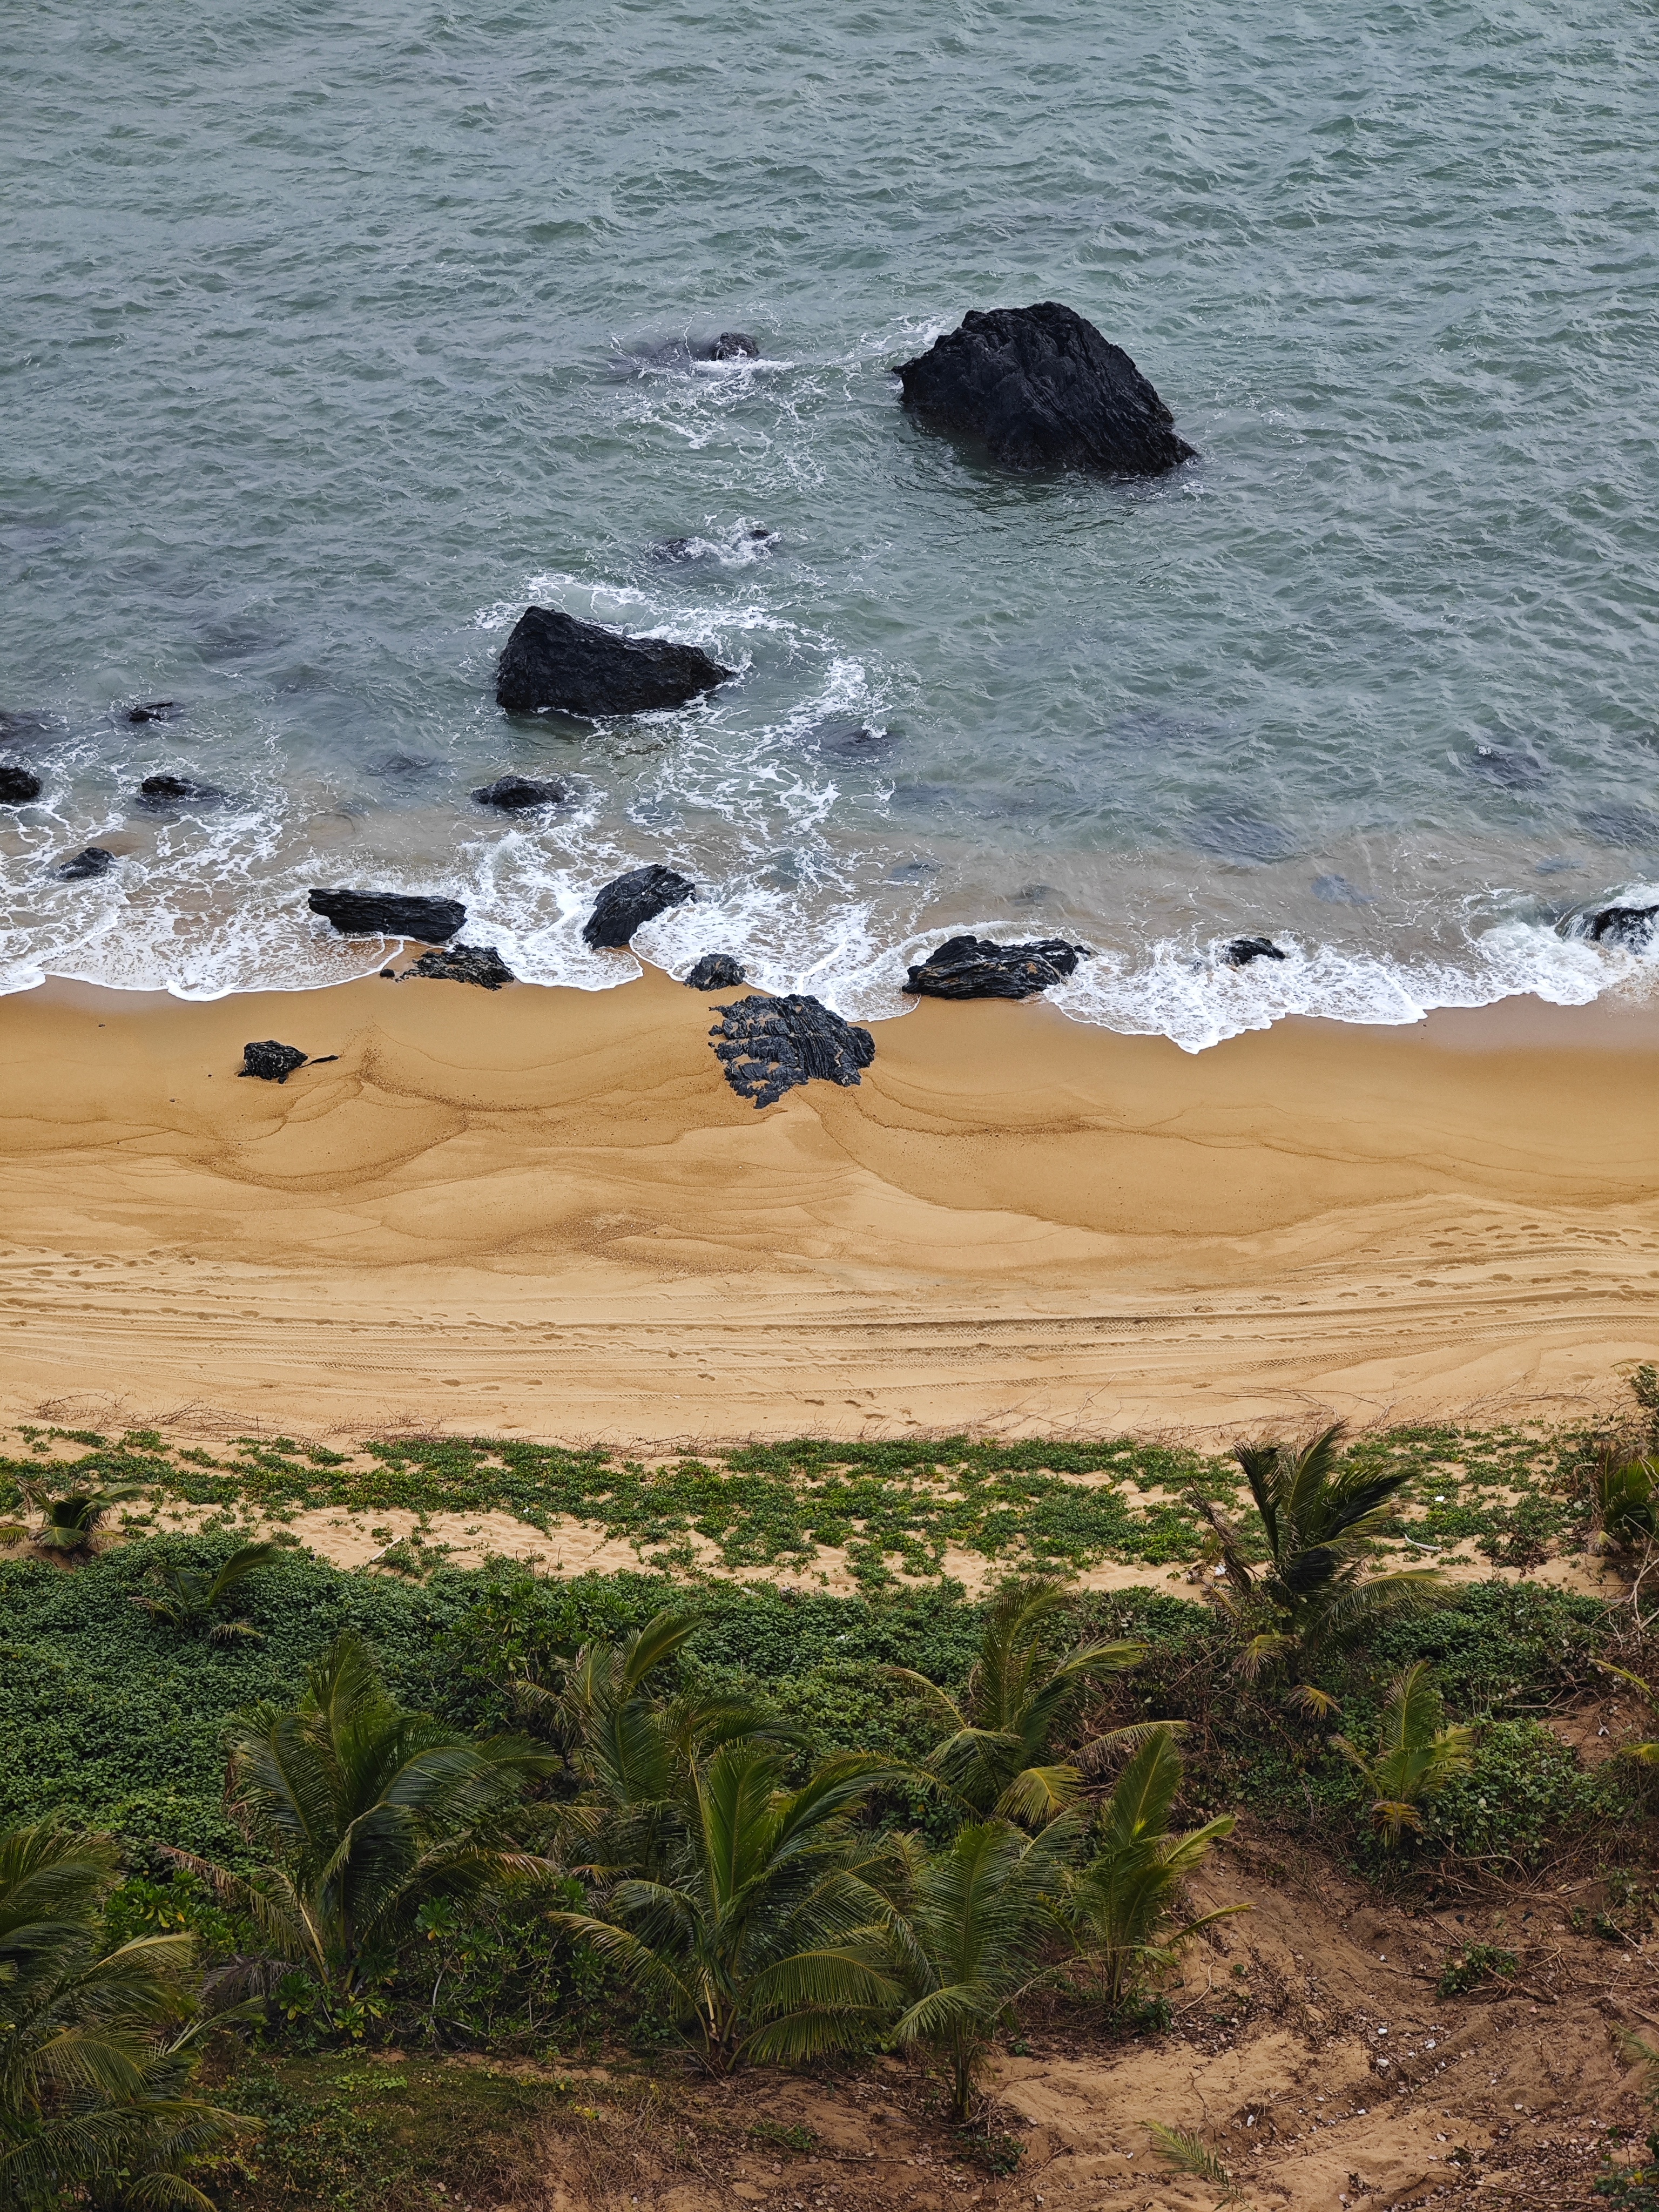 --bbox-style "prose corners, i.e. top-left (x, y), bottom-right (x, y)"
top-left (894, 302), bottom-right (1195, 476)
top-left (709, 994), bottom-right (875, 1107)
top-left (1223, 936), bottom-right (1288, 968)
top-left (0, 764), bottom-right (42, 804)
top-left (56, 846), bottom-right (116, 881)
top-left (401, 943), bottom-right (516, 989)
top-left (126, 700), bottom-right (184, 725)
top-left (1586, 903), bottom-right (1658, 950)
top-left (707, 332), bottom-right (759, 359)
top-left (136, 773), bottom-right (227, 808)
top-left (240, 1040), bottom-right (308, 1083)
top-left (582, 864), bottom-right (696, 948)
top-left (471, 773), bottom-right (576, 811)
top-left (684, 952), bottom-right (746, 990)
top-left (496, 606), bottom-right (733, 718)
top-left (308, 888), bottom-right (467, 942)
top-left (903, 934), bottom-right (1089, 1001)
